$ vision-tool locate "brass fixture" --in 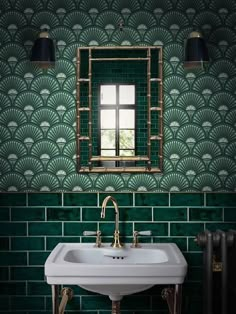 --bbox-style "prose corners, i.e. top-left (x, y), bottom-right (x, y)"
top-left (131, 230), bottom-right (152, 248)
top-left (51, 287), bottom-right (73, 314)
top-left (161, 285), bottom-right (182, 314)
top-left (95, 230), bottom-right (102, 248)
top-left (83, 230), bottom-right (102, 247)
top-left (212, 254), bottom-right (223, 272)
top-left (101, 196), bottom-right (123, 248)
